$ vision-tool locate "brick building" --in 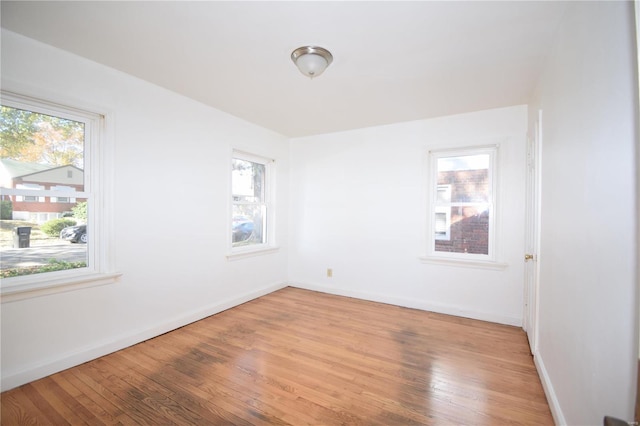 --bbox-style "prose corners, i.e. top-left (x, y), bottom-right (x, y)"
top-left (0, 158), bottom-right (84, 223)
top-left (435, 168), bottom-right (489, 255)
